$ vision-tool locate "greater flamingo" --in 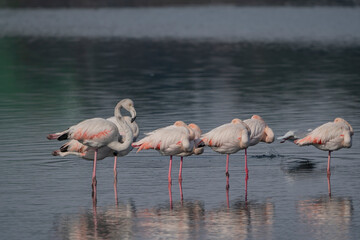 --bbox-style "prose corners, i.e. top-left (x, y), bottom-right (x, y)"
top-left (52, 113), bottom-right (139, 180)
top-left (201, 119), bottom-right (250, 187)
top-left (243, 115), bottom-right (274, 176)
top-left (278, 117), bottom-right (353, 176)
top-left (47, 99), bottom-right (136, 191)
top-left (176, 123), bottom-right (205, 182)
top-left (132, 121), bottom-right (195, 183)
